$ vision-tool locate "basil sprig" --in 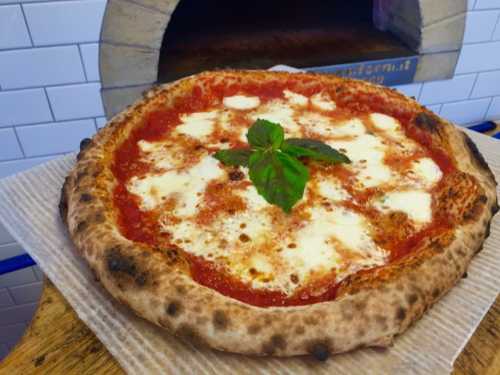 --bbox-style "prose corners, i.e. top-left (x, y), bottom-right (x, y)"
top-left (213, 119), bottom-right (350, 213)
